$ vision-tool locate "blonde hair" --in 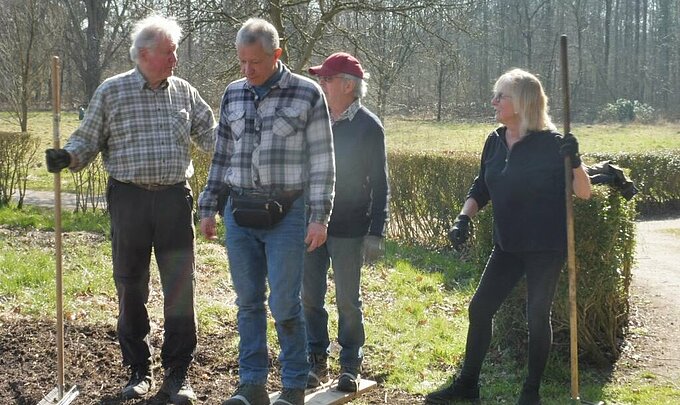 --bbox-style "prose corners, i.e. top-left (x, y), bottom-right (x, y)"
top-left (493, 68), bottom-right (556, 136)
